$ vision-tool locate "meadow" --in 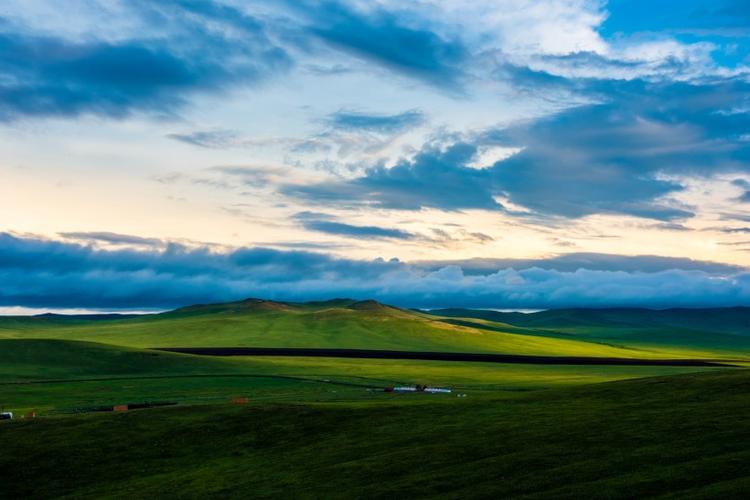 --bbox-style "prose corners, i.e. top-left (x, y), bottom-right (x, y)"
top-left (2, 299), bottom-right (750, 498)
top-left (0, 338), bottom-right (717, 414)
top-left (2, 369), bottom-right (750, 498)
